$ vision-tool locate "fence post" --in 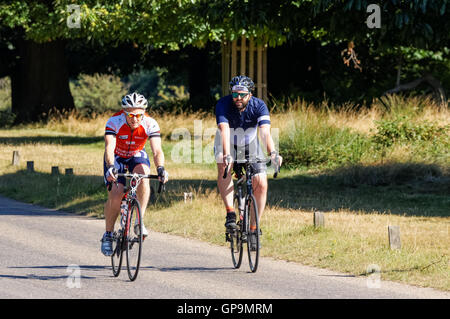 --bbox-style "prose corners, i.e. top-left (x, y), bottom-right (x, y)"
top-left (184, 192), bottom-right (193, 203)
top-left (51, 166), bottom-right (60, 175)
top-left (314, 211), bottom-right (325, 228)
top-left (388, 226), bottom-right (401, 250)
top-left (27, 161), bottom-right (34, 172)
top-left (12, 151), bottom-right (20, 166)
